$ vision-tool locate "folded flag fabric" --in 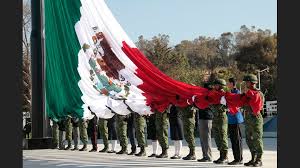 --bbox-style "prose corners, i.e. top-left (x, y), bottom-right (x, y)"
top-left (45, 0), bottom-right (263, 121)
